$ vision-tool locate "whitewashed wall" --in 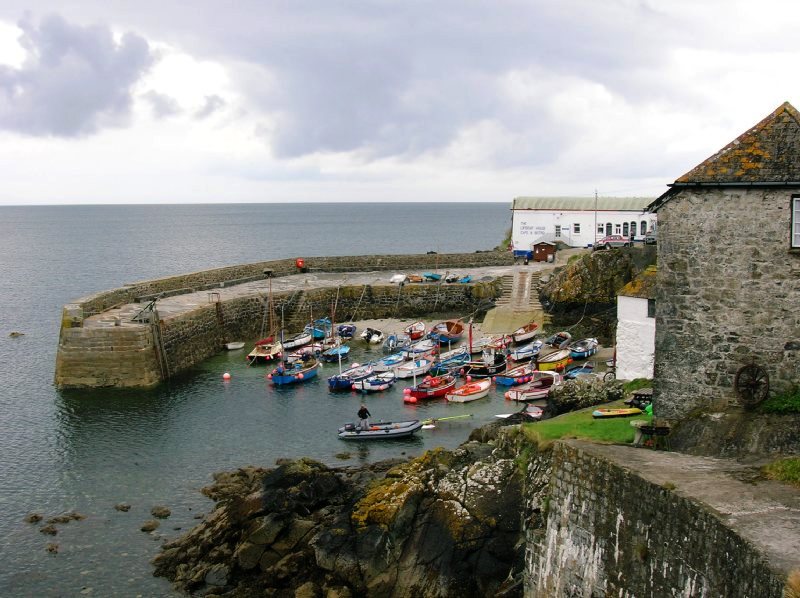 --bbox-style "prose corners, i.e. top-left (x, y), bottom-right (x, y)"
top-left (512, 210), bottom-right (656, 249)
top-left (615, 295), bottom-right (655, 380)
